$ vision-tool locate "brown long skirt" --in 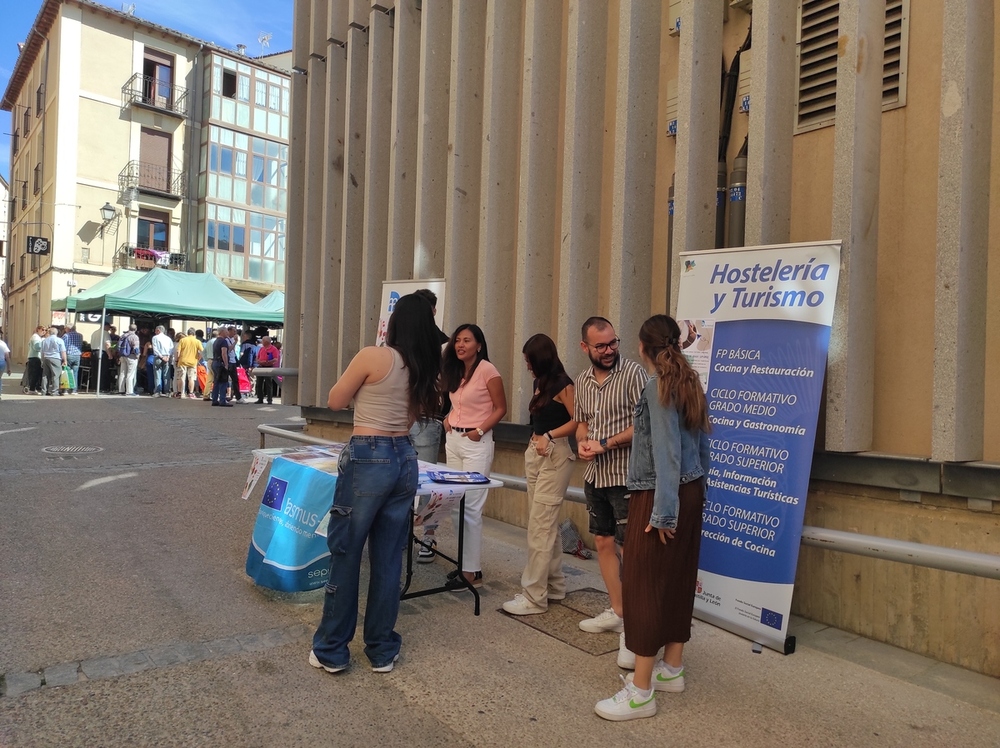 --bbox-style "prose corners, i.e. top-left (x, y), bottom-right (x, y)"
top-left (621, 481), bottom-right (705, 656)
